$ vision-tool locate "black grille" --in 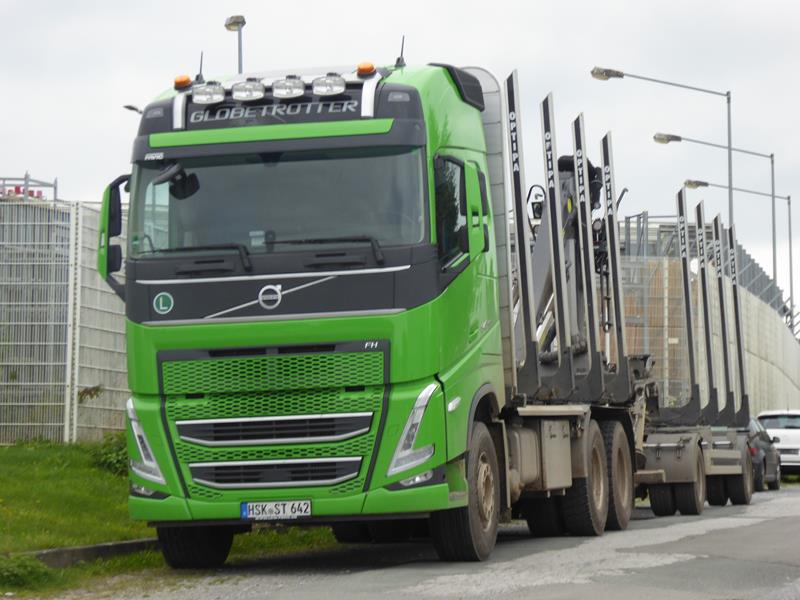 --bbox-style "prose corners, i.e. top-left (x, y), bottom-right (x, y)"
top-left (189, 458), bottom-right (361, 489)
top-left (177, 413), bottom-right (373, 445)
